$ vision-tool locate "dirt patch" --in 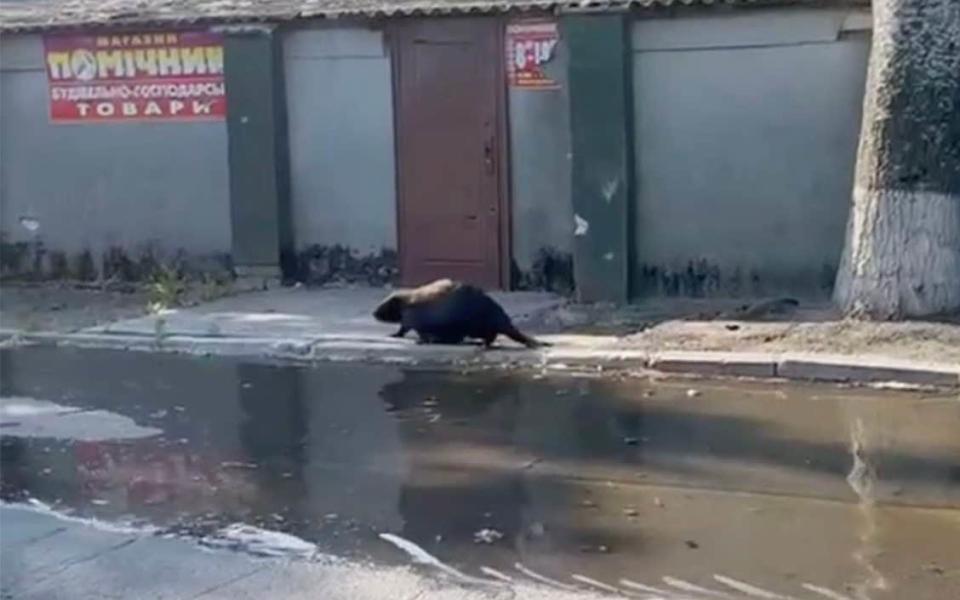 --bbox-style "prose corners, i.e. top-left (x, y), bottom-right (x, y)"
top-left (623, 319), bottom-right (960, 365)
top-left (0, 284), bottom-right (150, 333)
top-left (545, 297), bottom-right (960, 365)
top-left (0, 279), bottom-right (240, 334)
